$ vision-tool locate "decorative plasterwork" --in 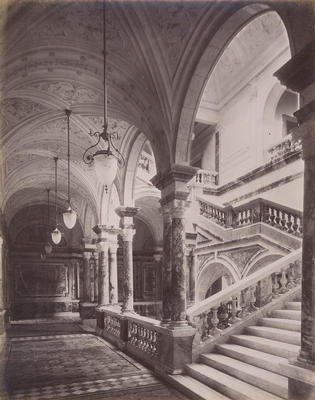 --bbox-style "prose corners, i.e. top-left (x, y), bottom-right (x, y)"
top-left (0, 98), bottom-right (50, 129)
top-left (218, 245), bottom-right (265, 274)
top-left (18, 81), bottom-right (103, 106)
top-left (147, 2), bottom-right (206, 76)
